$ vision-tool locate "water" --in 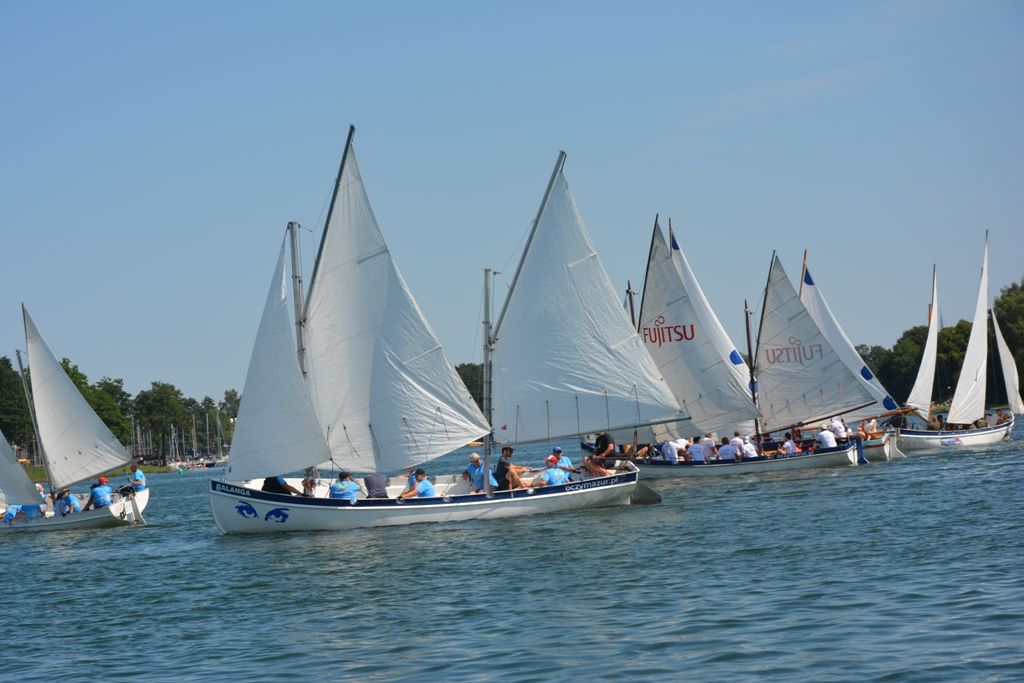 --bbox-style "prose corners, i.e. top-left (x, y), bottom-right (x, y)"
top-left (4, 436), bottom-right (1023, 682)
